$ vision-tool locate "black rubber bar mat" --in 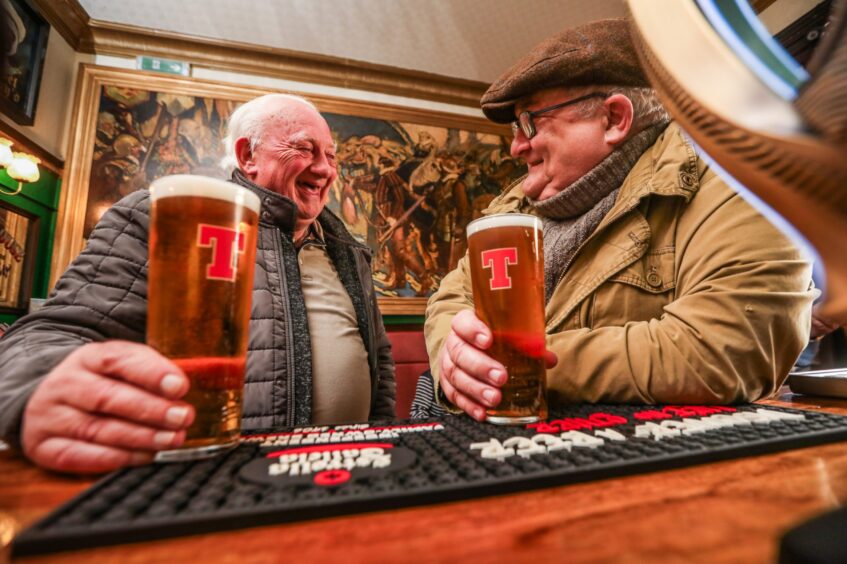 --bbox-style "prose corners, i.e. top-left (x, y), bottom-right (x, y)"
top-left (13, 404), bottom-right (847, 556)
